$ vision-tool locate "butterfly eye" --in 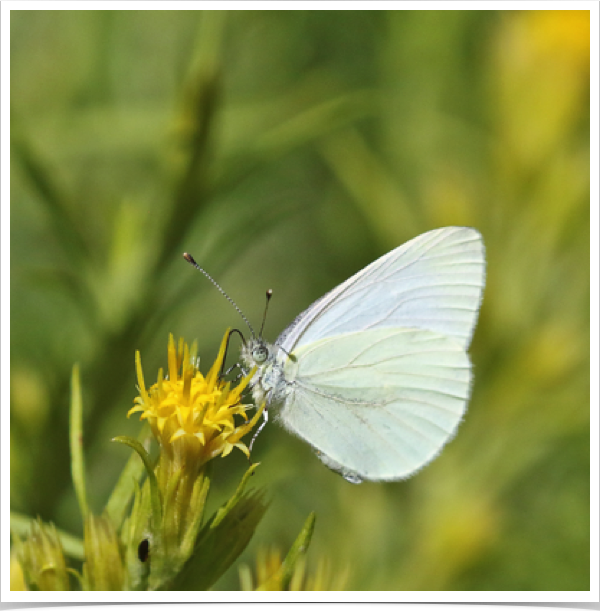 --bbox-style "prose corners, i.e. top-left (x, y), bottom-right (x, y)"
top-left (252, 345), bottom-right (269, 364)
